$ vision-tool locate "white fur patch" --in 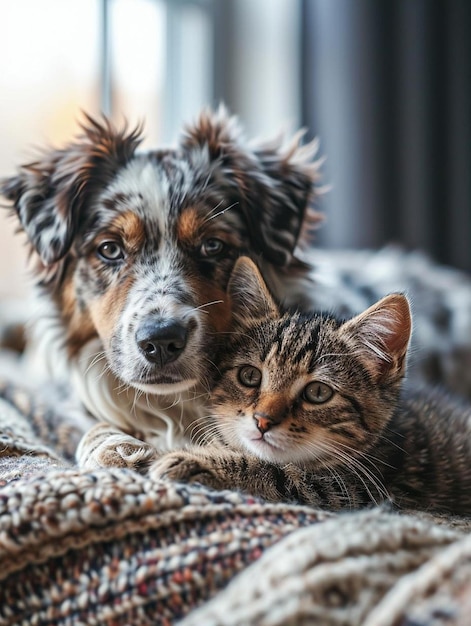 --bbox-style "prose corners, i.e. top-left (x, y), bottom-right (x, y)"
top-left (71, 339), bottom-right (207, 451)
